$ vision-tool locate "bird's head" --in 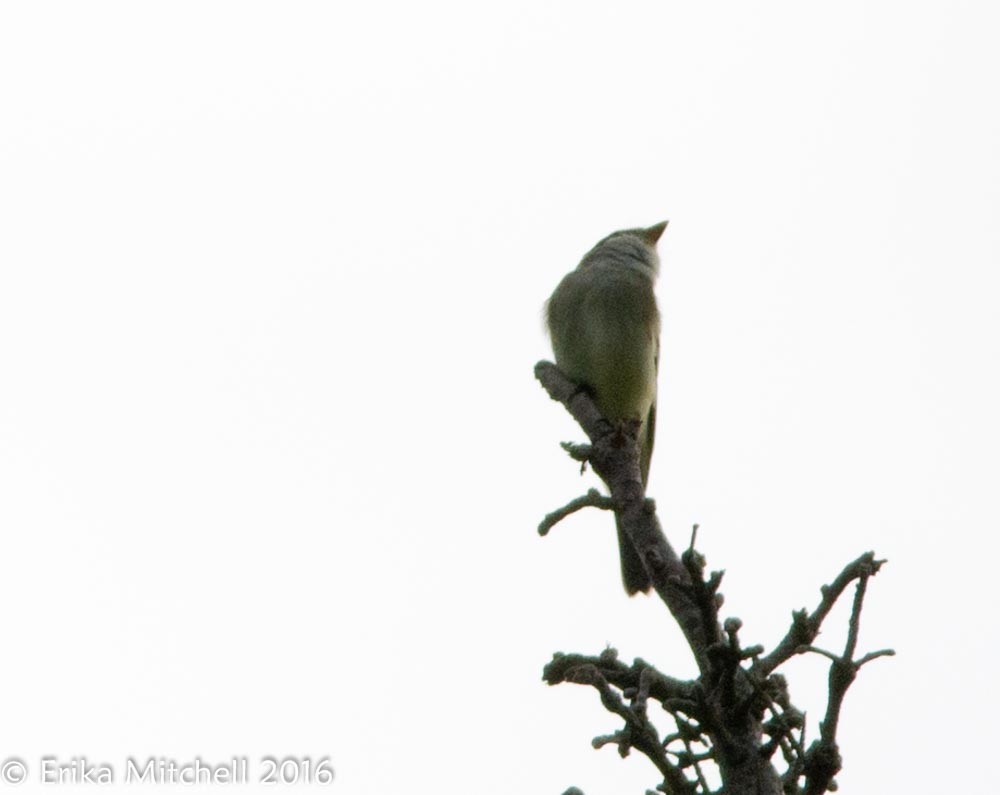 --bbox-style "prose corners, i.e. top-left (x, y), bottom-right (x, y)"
top-left (581, 221), bottom-right (668, 275)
